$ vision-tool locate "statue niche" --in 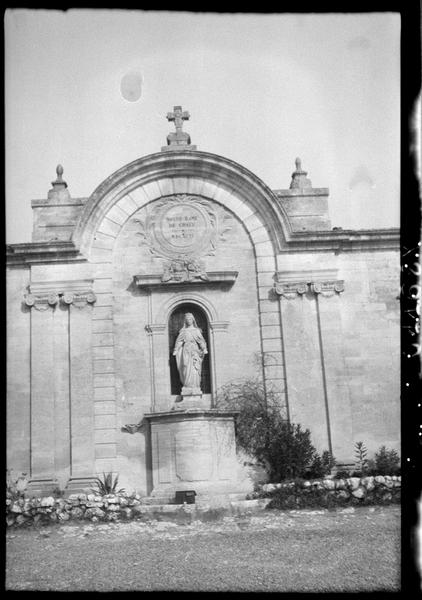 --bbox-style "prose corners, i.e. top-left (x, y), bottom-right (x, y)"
top-left (169, 304), bottom-right (211, 397)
